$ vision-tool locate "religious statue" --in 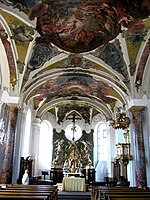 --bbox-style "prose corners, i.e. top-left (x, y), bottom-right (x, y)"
top-left (81, 140), bottom-right (92, 167)
top-left (22, 169), bottom-right (29, 185)
top-left (53, 139), bottom-right (64, 167)
top-left (52, 137), bottom-right (92, 169)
